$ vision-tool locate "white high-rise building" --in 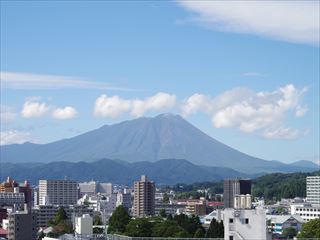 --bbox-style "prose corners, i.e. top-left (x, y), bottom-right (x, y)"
top-left (306, 176), bottom-right (320, 205)
top-left (39, 180), bottom-right (78, 205)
